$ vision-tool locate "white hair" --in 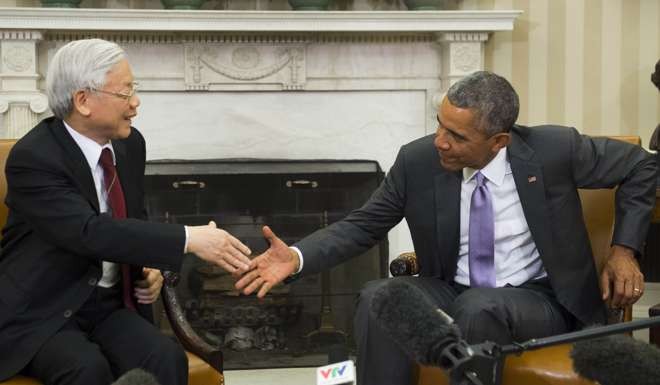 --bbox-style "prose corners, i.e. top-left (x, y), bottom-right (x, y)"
top-left (46, 39), bottom-right (126, 119)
